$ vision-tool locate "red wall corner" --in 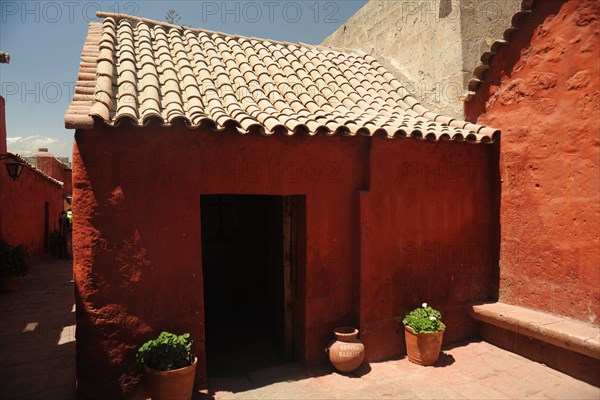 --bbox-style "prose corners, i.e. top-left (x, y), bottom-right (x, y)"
top-left (465, 0), bottom-right (600, 324)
